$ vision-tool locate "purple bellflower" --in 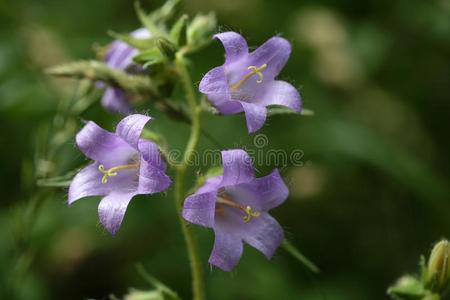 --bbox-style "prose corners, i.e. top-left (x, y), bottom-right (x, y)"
top-left (182, 149), bottom-right (288, 271)
top-left (199, 32), bottom-right (301, 133)
top-left (68, 114), bottom-right (171, 235)
top-left (101, 28), bottom-right (151, 114)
